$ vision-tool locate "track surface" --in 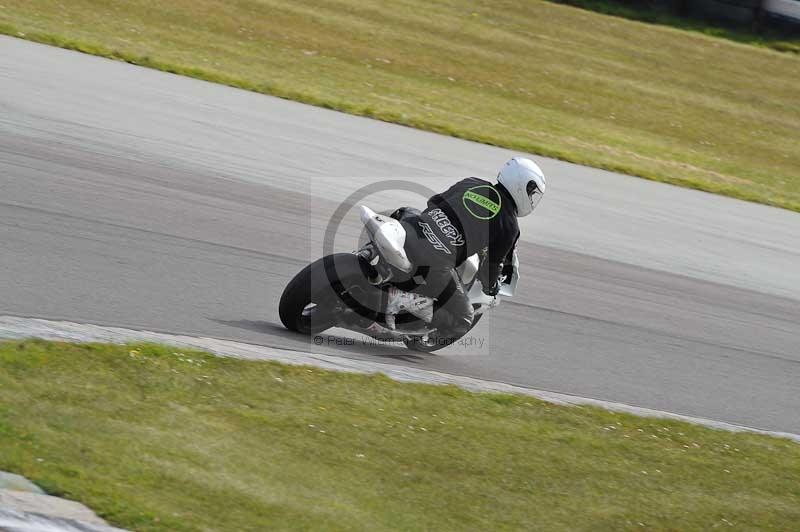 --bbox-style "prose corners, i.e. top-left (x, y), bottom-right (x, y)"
top-left (2, 37), bottom-right (799, 433)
